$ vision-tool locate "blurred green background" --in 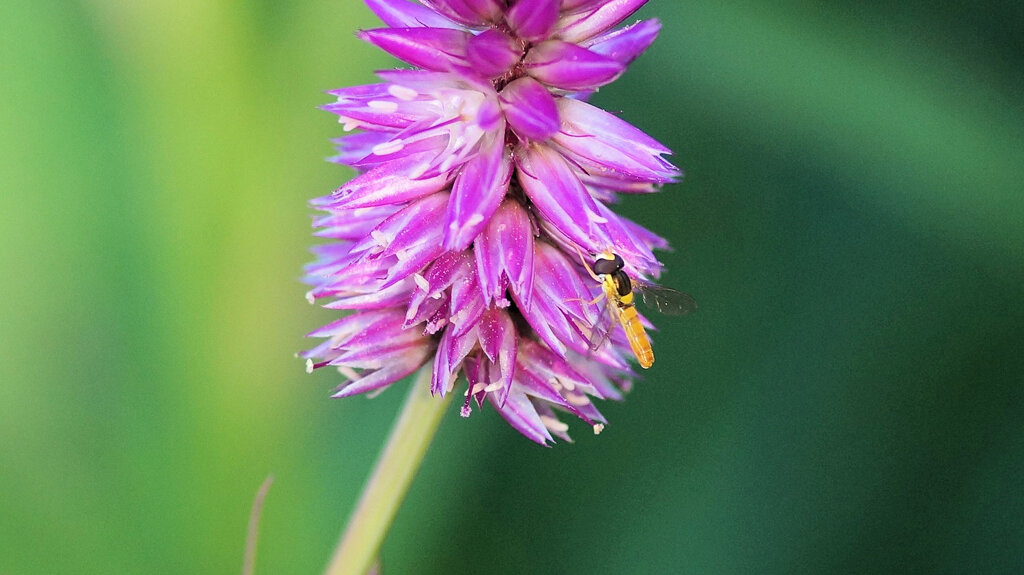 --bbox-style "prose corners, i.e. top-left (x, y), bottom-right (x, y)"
top-left (2, 1), bottom-right (1022, 573)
